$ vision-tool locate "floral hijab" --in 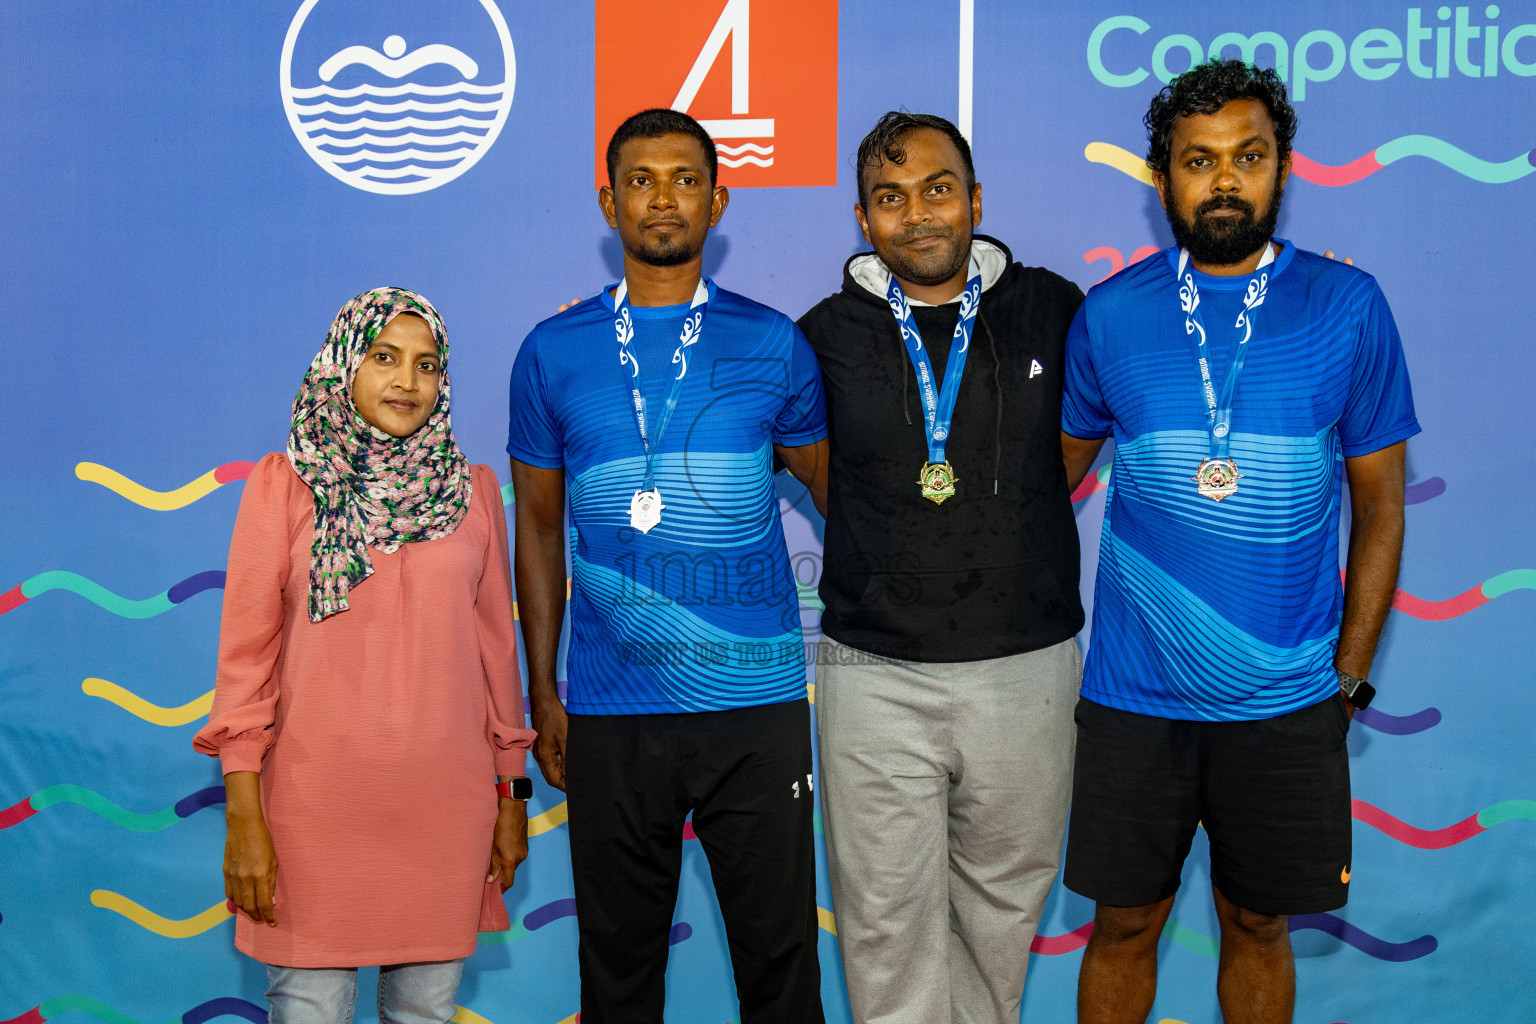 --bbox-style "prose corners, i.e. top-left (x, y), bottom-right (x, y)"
top-left (286, 287), bottom-right (473, 622)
